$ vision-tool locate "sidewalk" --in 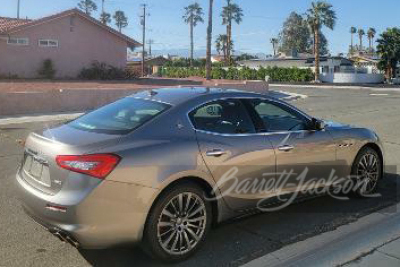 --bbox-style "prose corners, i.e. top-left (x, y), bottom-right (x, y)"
top-left (270, 83), bottom-right (400, 92)
top-left (242, 203), bottom-right (400, 267)
top-left (346, 237), bottom-right (400, 266)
